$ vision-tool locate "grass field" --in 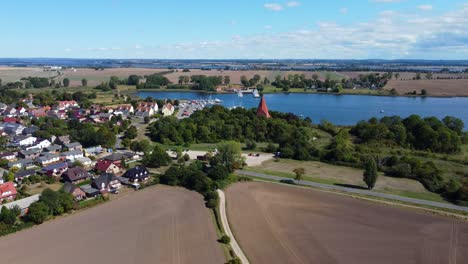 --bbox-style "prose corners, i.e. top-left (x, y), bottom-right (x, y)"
top-left (244, 158), bottom-right (447, 203)
top-left (226, 181), bottom-right (468, 264)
